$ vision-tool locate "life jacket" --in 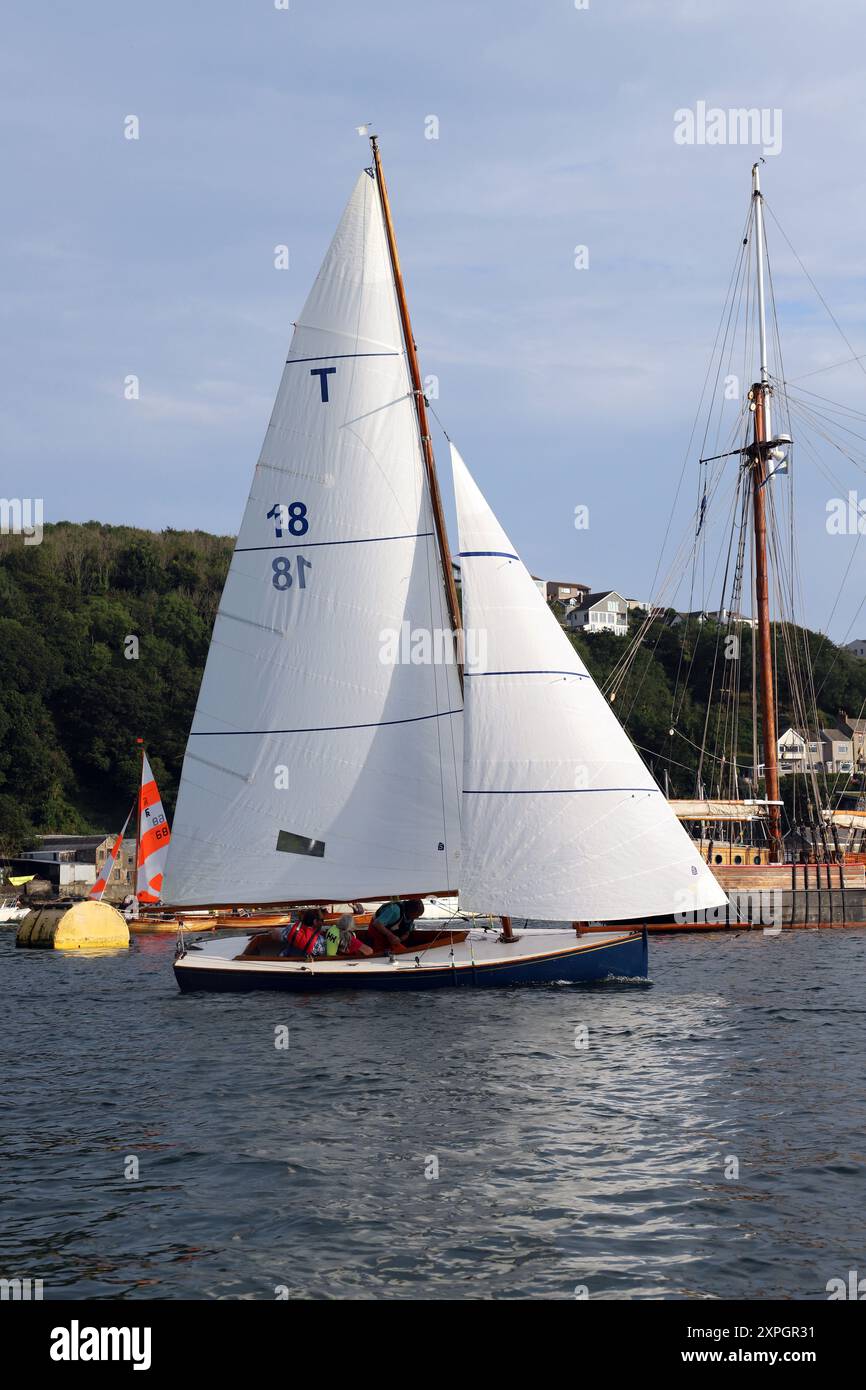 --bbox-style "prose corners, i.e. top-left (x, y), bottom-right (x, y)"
top-left (279, 920), bottom-right (324, 958)
top-left (322, 923), bottom-right (341, 957)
